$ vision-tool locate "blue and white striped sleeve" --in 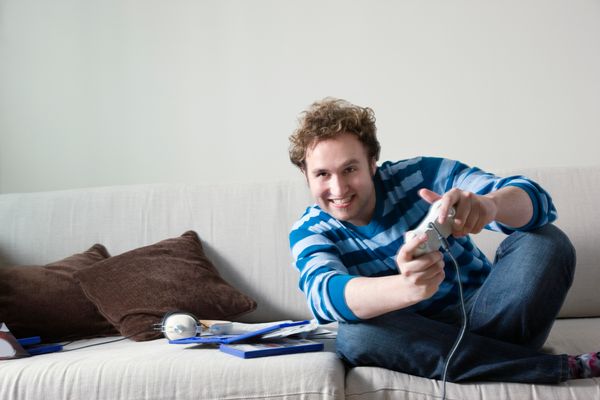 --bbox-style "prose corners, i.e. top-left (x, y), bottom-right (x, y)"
top-left (446, 161), bottom-right (557, 233)
top-left (289, 223), bottom-right (360, 324)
